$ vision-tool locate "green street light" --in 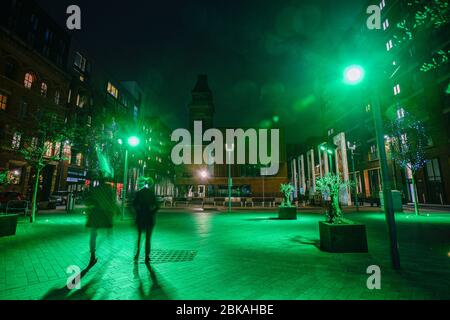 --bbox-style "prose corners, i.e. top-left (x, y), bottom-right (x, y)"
top-left (343, 65), bottom-right (365, 85)
top-left (343, 64), bottom-right (400, 270)
top-left (128, 136), bottom-right (140, 147)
